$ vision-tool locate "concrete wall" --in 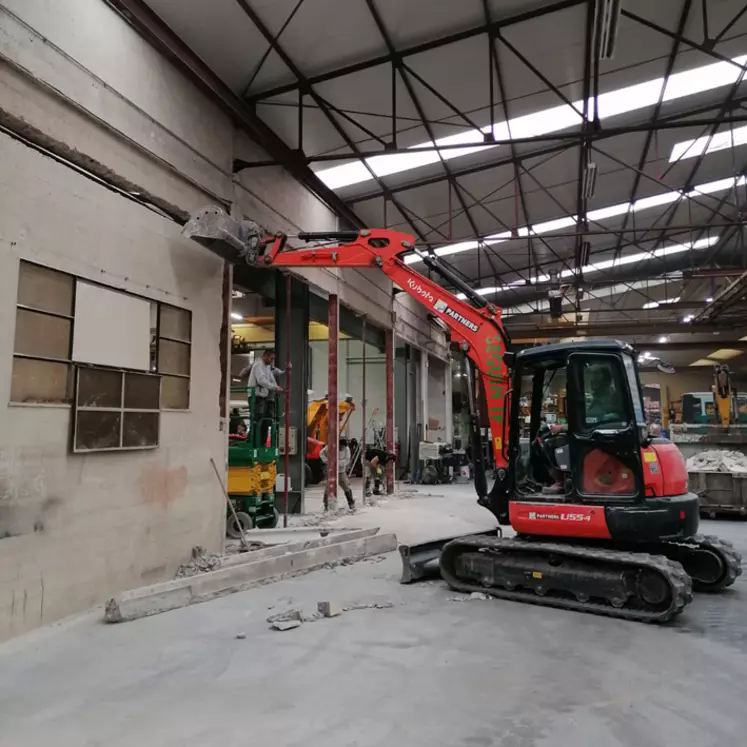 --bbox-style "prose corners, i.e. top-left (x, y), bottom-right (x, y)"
top-left (0, 0), bottom-right (446, 639)
top-left (0, 0), bottom-right (238, 642)
top-left (0, 136), bottom-right (226, 641)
